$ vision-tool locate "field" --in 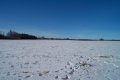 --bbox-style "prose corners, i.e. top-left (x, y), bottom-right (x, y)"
top-left (0, 40), bottom-right (120, 80)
